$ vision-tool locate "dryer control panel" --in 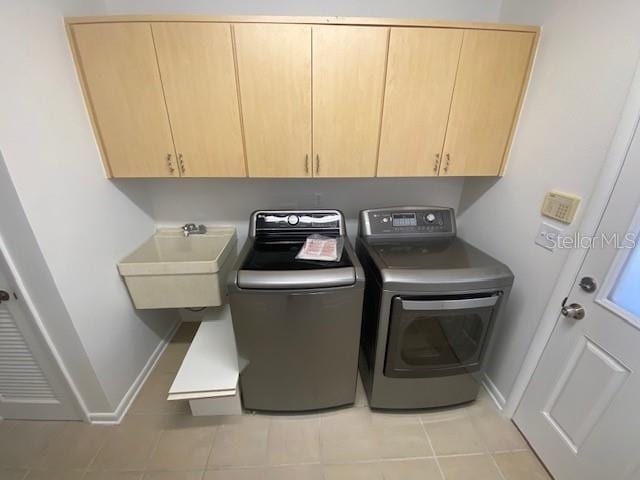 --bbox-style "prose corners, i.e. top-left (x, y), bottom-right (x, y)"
top-left (359, 207), bottom-right (456, 238)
